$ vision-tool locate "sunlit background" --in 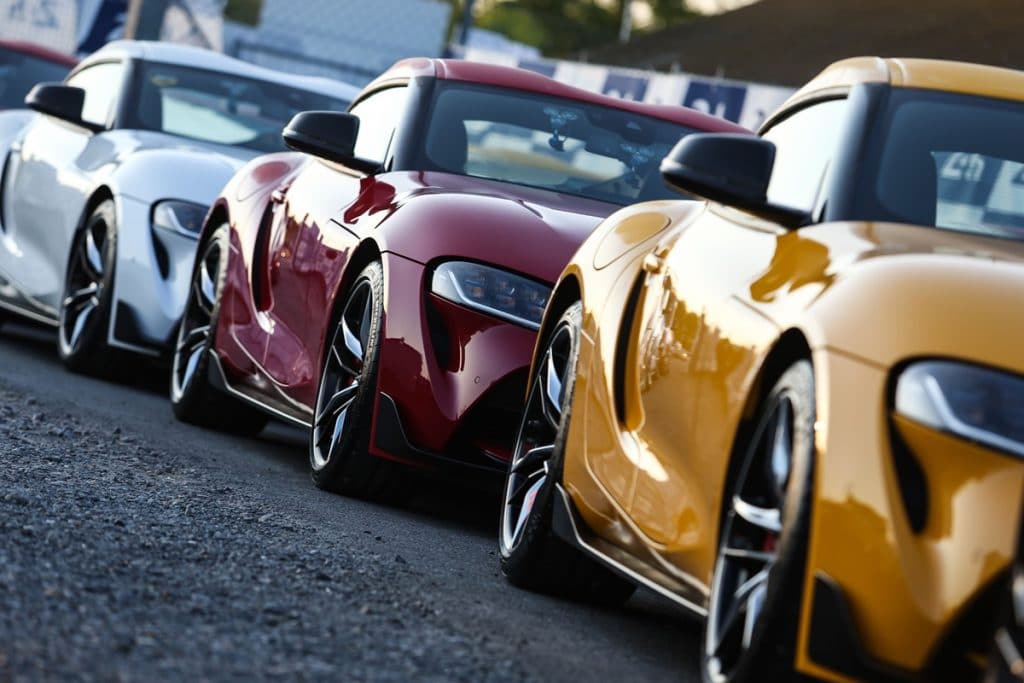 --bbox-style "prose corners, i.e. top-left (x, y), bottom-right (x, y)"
top-left (1, 0), bottom-right (1021, 131)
